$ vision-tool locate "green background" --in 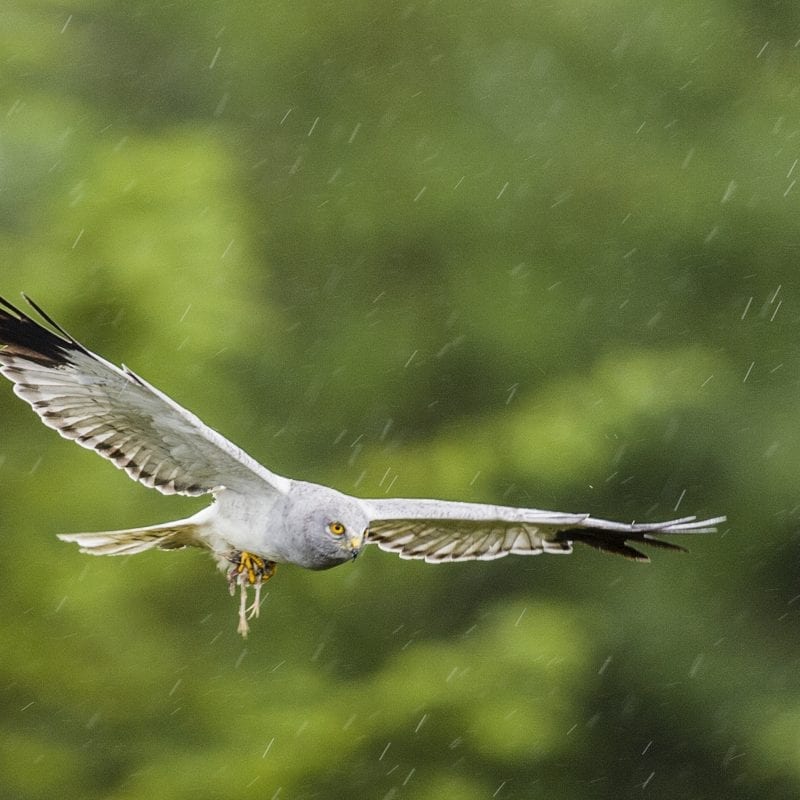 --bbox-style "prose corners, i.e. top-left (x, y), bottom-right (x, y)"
top-left (1, 2), bottom-right (798, 798)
